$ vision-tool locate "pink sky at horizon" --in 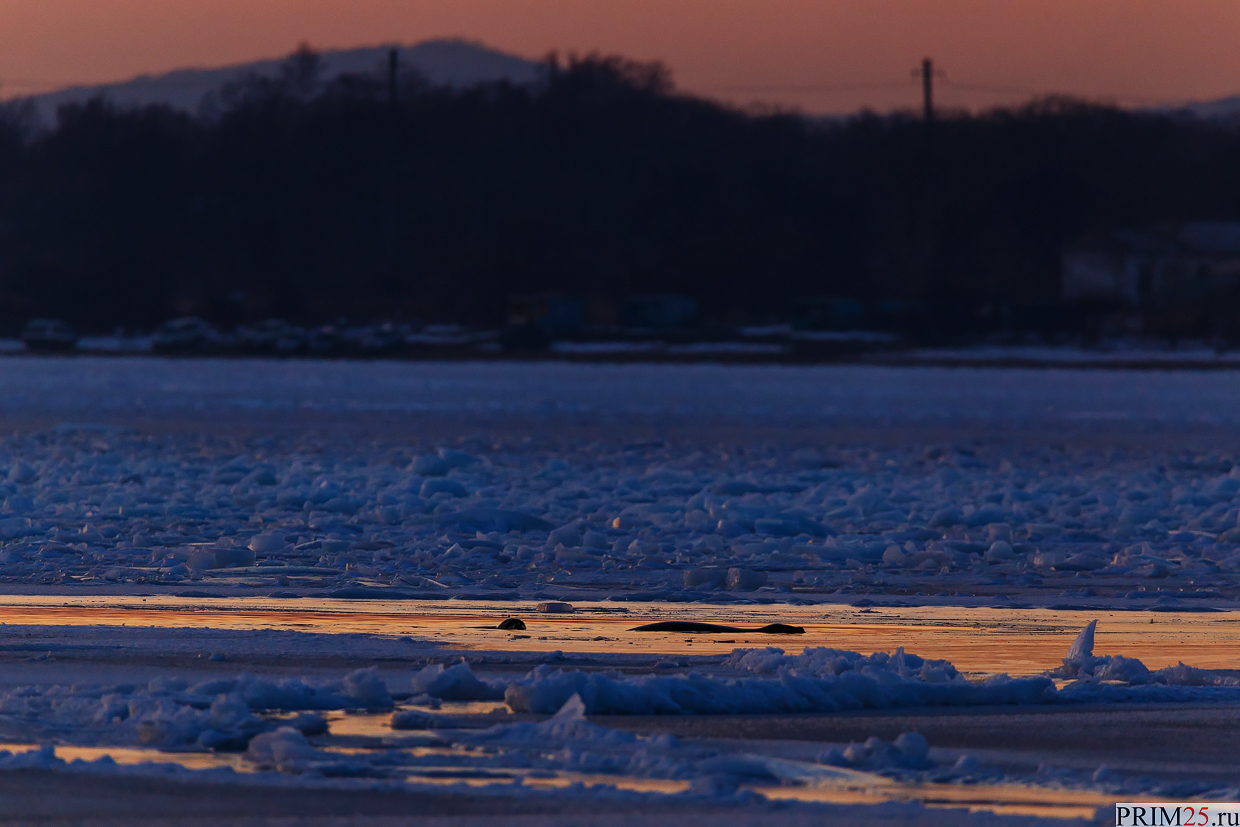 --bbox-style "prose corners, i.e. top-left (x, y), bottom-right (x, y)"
top-left (2, 0), bottom-right (1239, 114)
